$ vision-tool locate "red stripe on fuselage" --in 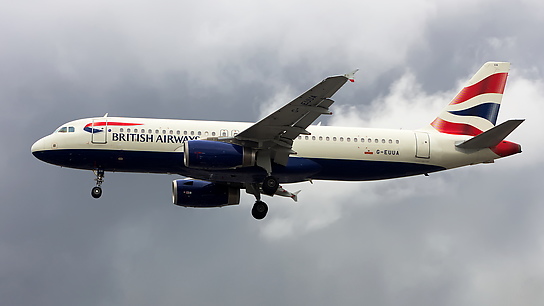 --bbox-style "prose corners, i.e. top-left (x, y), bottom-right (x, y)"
top-left (450, 73), bottom-right (508, 105)
top-left (84, 122), bottom-right (143, 128)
